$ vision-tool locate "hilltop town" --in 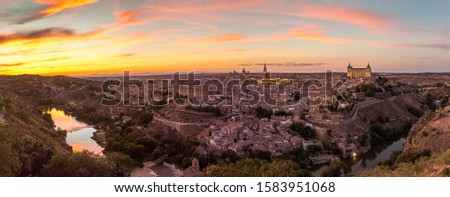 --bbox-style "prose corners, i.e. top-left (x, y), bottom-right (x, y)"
top-left (1, 64), bottom-right (449, 177)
